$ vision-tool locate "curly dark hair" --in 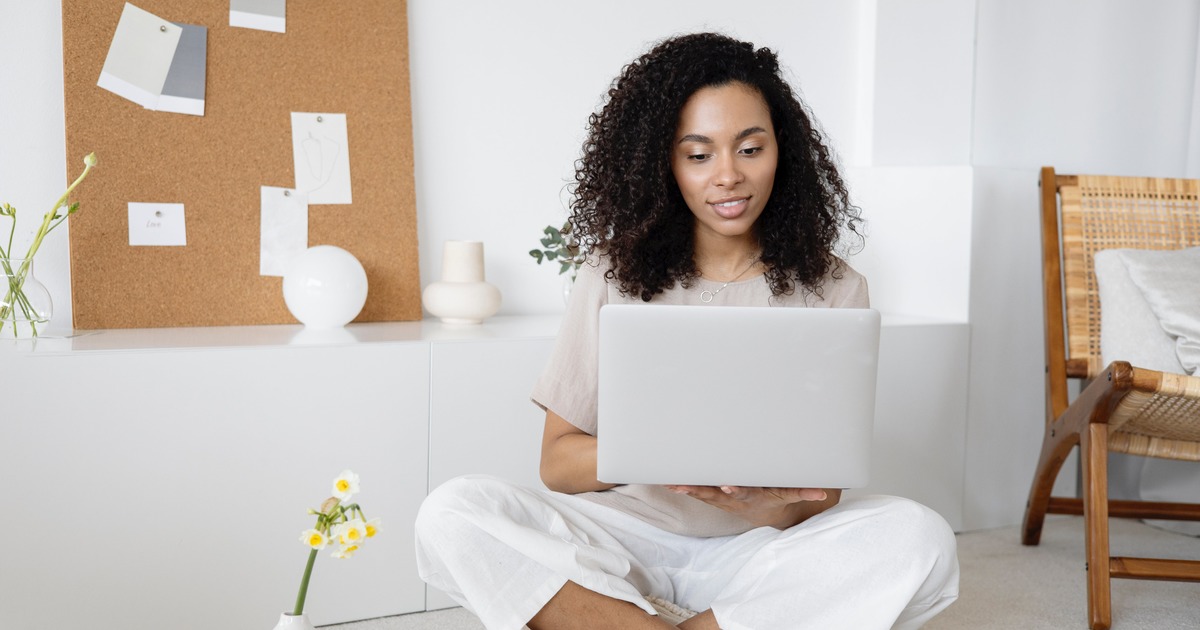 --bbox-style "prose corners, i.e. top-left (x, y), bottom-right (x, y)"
top-left (569, 32), bottom-right (863, 301)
